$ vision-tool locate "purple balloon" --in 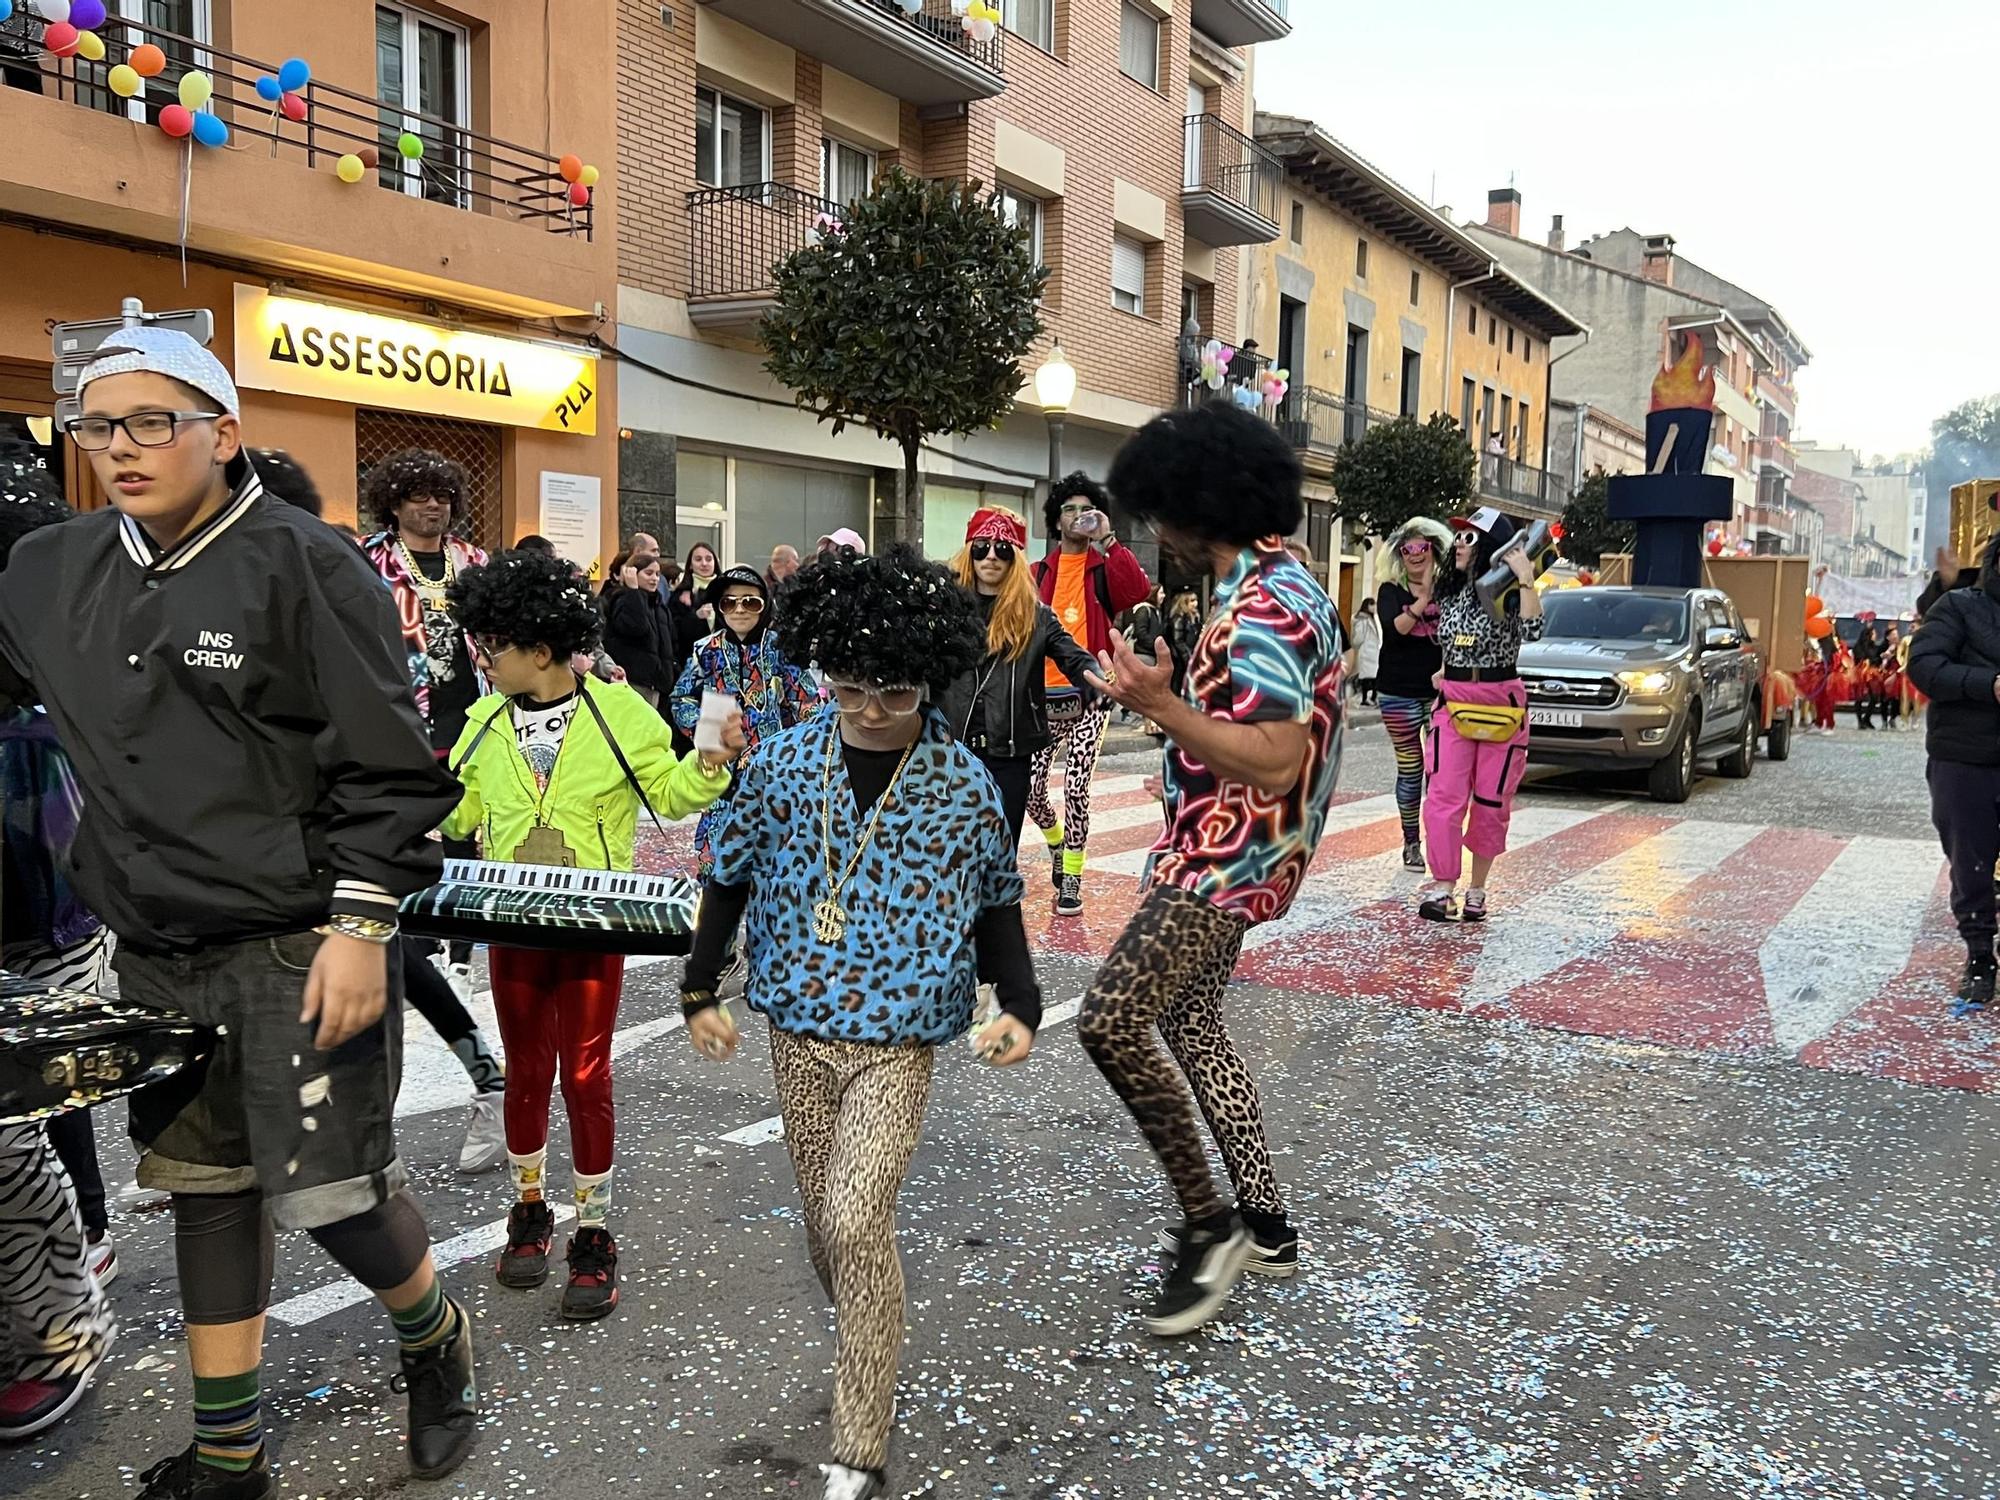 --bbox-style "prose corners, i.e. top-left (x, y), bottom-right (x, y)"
top-left (69, 0), bottom-right (104, 28)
